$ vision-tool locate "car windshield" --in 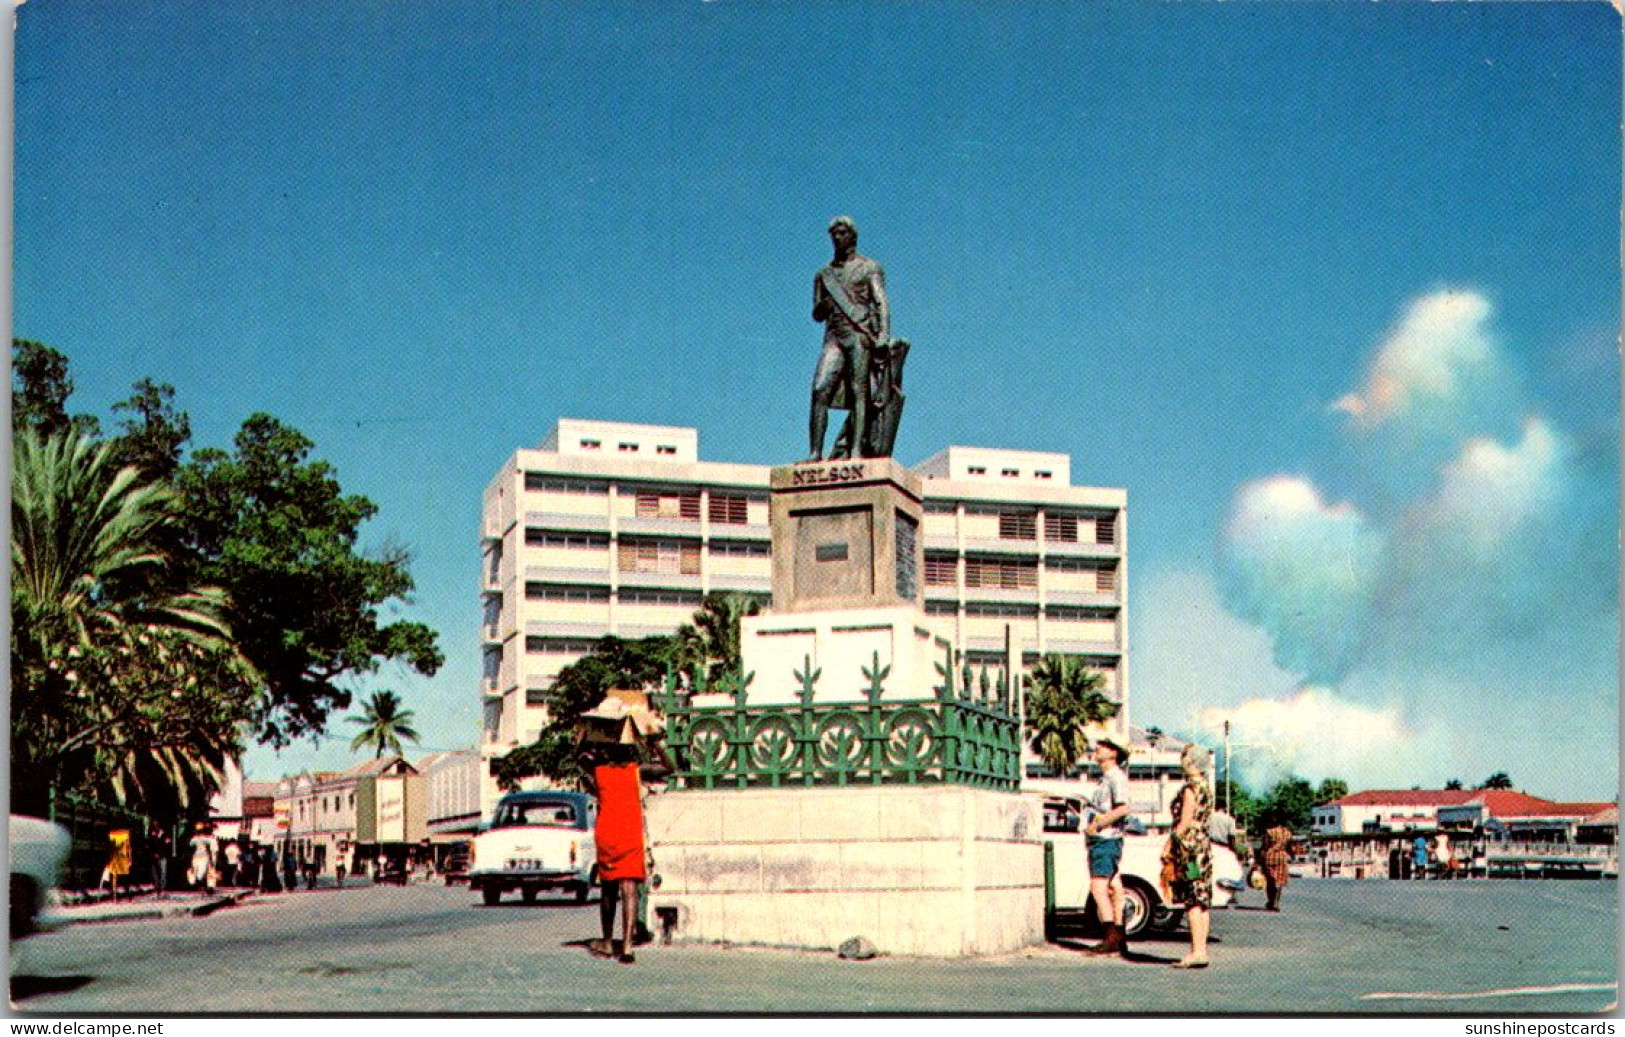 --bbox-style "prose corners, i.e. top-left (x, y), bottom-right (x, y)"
top-left (493, 800), bottom-right (580, 829)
